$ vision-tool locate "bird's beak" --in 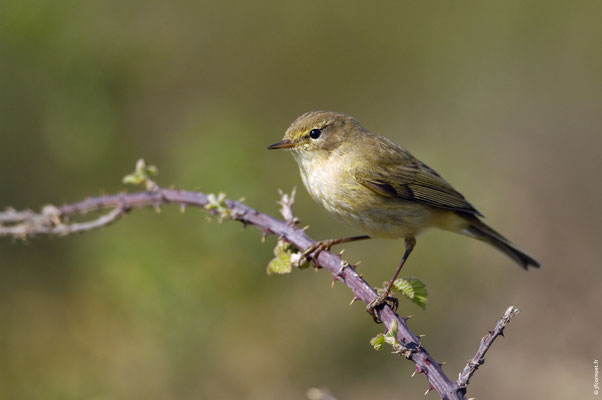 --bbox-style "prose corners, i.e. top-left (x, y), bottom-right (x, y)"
top-left (267, 140), bottom-right (295, 150)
